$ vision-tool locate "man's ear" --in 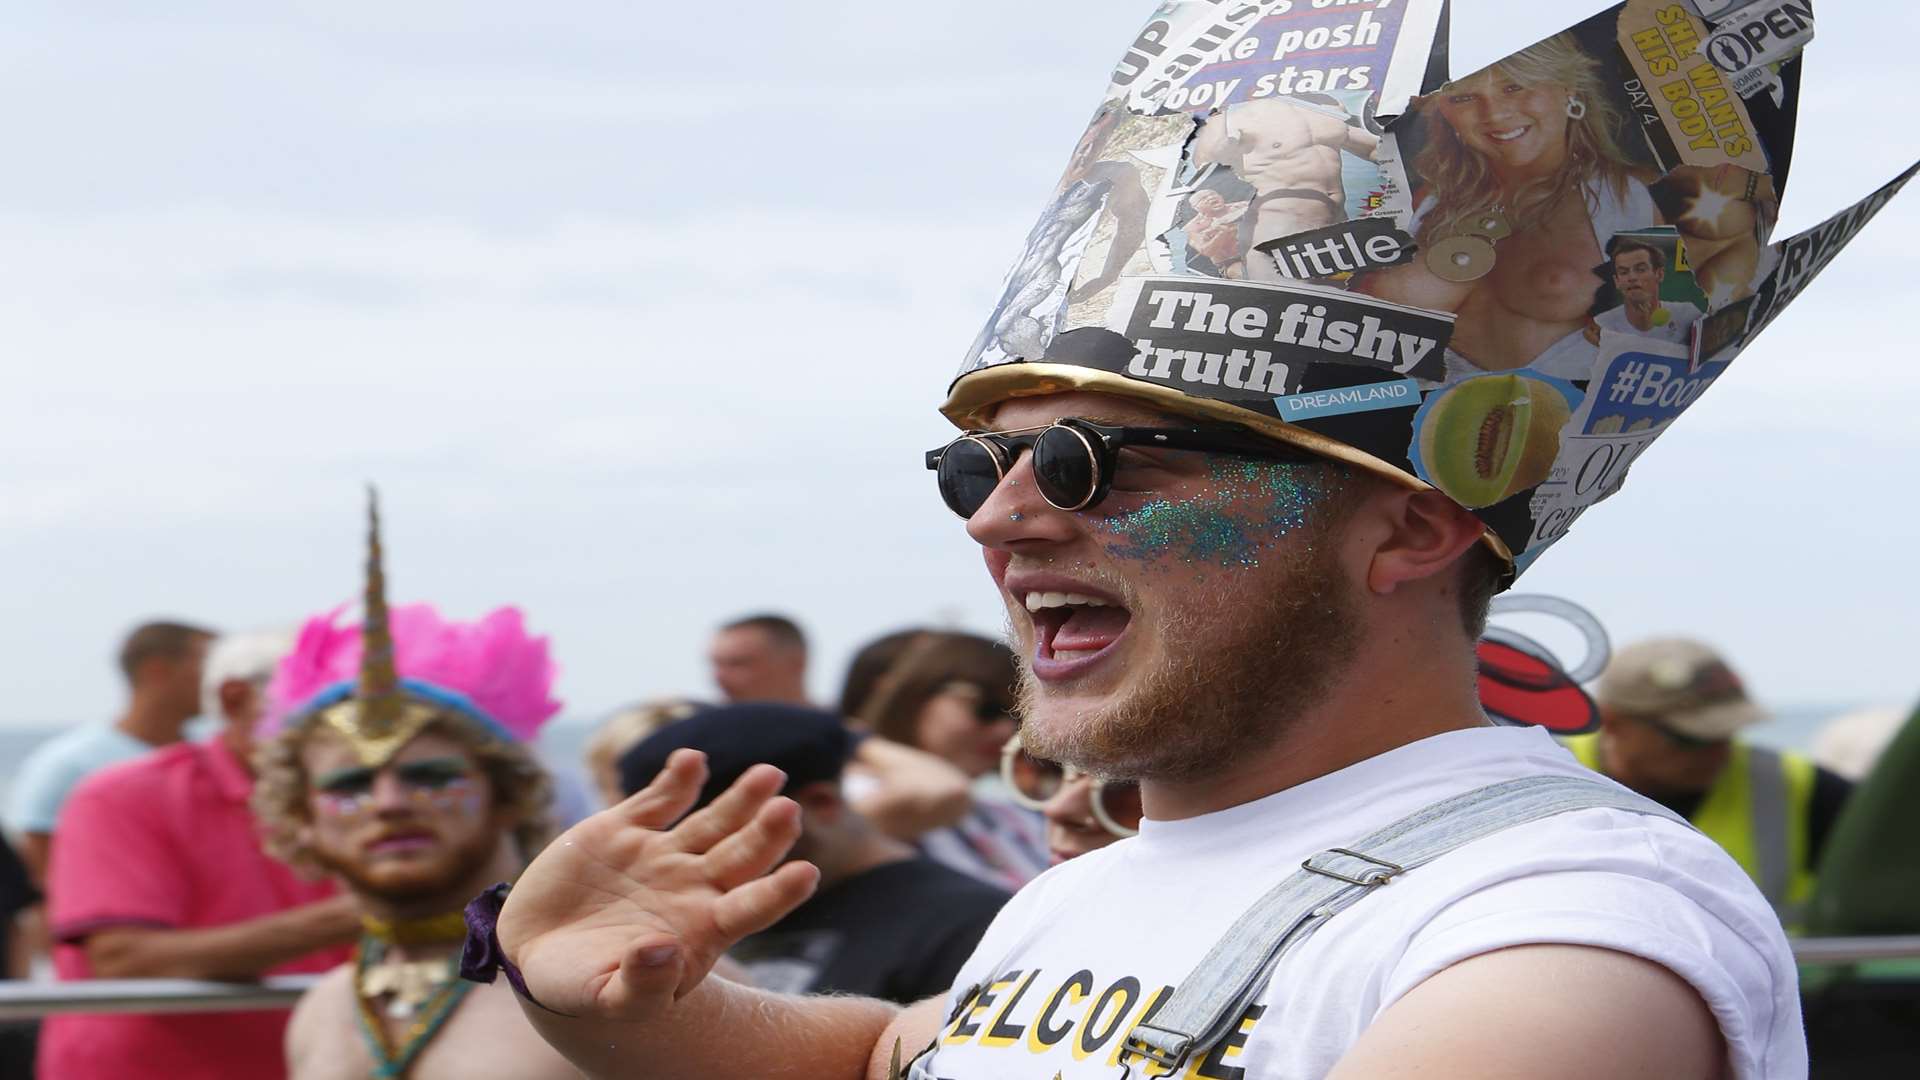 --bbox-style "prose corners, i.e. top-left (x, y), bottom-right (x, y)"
top-left (1363, 489), bottom-right (1488, 596)
top-left (217, 679), bottom-right (252, 721)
